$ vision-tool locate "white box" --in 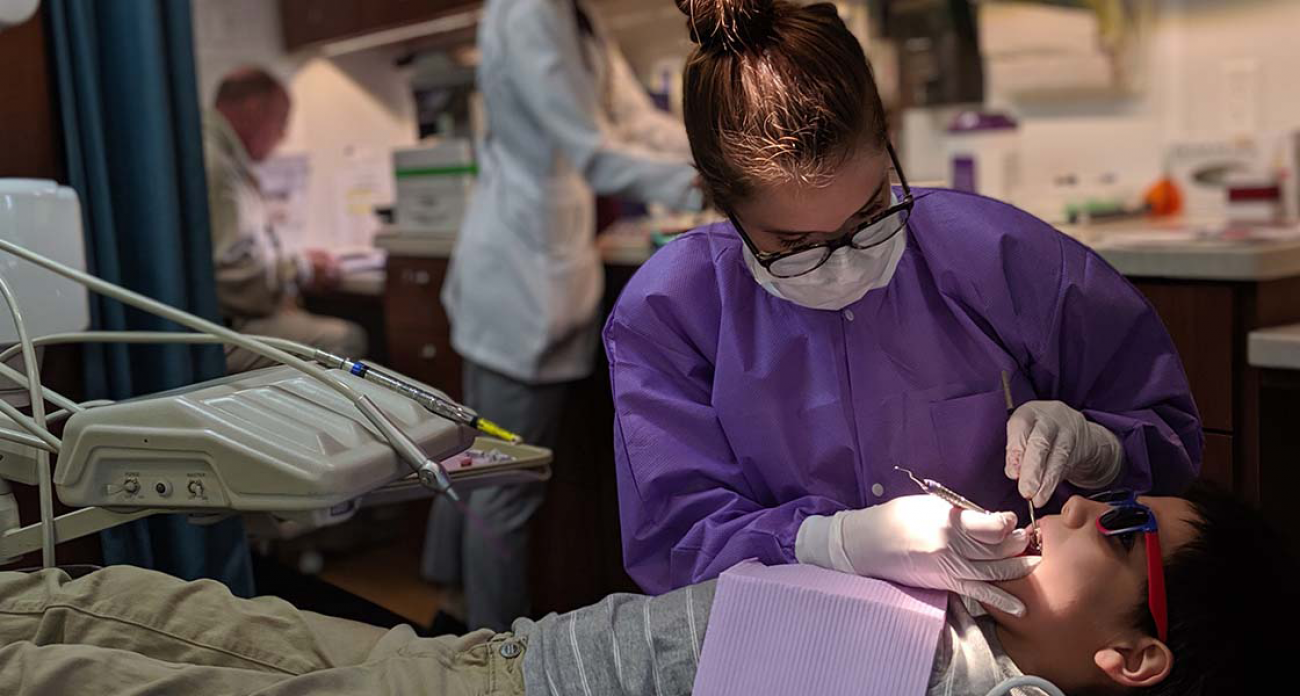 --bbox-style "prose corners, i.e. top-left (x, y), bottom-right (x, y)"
top-left (1167, 140), bottom-right (1260, 220)
top-left (0, 180), bottom-right (90, 341)
top-left (979, 3), bottom-right (1130, 101)
top-left (393, 141), bottom-right (476, 234)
